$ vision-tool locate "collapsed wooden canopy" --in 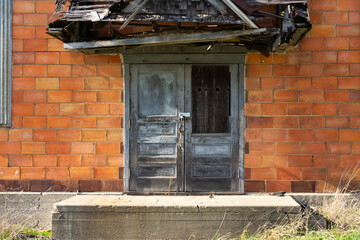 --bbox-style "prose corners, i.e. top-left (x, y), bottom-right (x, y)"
top-left (47, 0), bottom-right (311, 55)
